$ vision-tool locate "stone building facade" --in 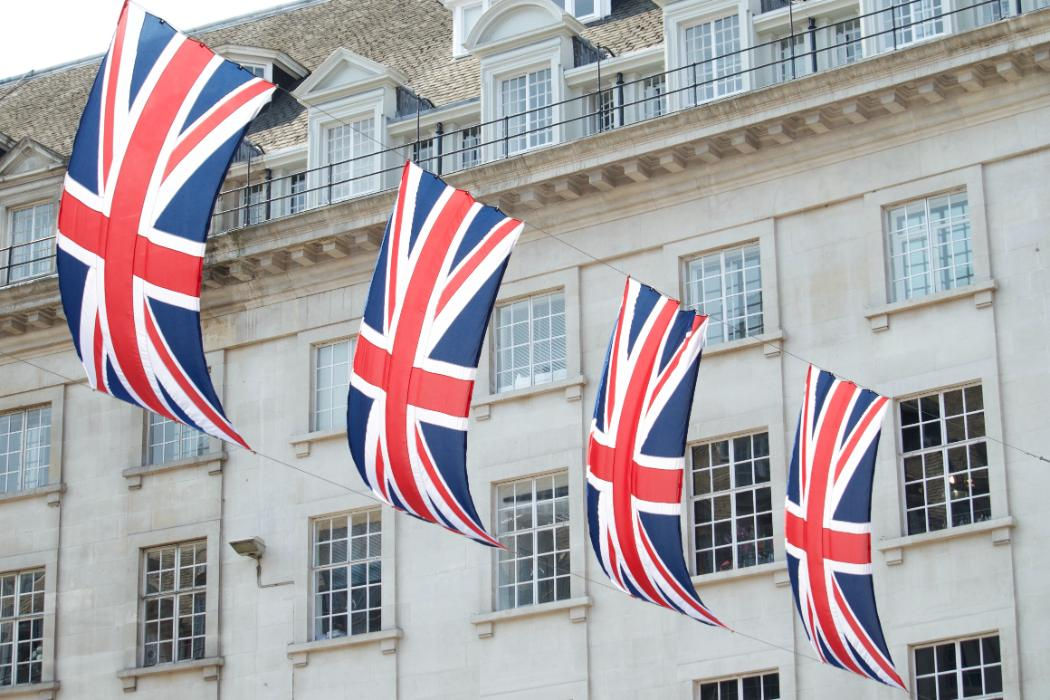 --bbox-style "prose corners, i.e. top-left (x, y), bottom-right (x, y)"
top-left (0, 0), bottom-right (1049, 697)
